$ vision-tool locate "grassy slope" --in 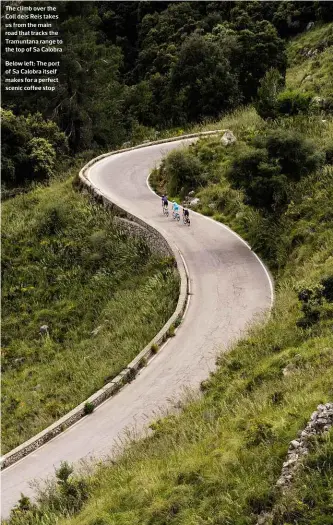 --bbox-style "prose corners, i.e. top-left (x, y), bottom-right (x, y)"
top-left (1, 170), bottom-right (179, 453)
top-left (4, 24), bottom-right (333, 525)
top-left (286, 23), bottom-right (333, 101)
